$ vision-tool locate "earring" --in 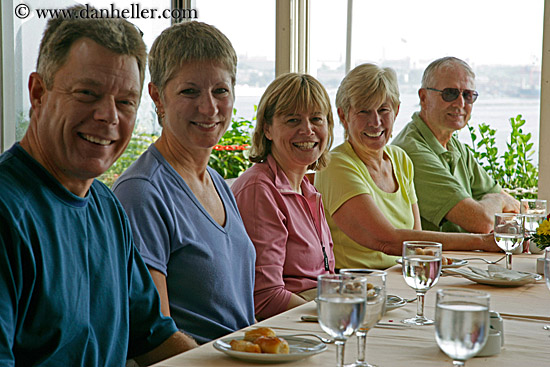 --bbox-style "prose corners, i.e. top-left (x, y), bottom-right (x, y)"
top-left (155, 105), bottom-right (165, 124)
